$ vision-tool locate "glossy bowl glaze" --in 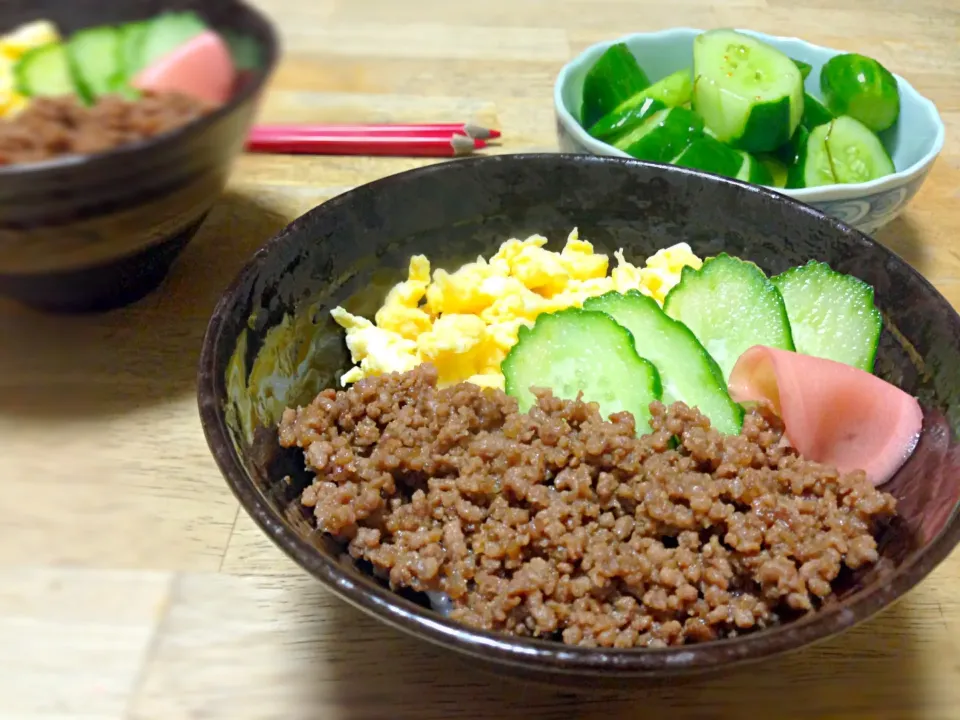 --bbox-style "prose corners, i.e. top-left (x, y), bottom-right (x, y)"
top-left (554, 28), bottom-right (945, 234)
top-left (0, 0), bottom-right (279, 312)
top-left (198, 154), bottom-right (960, 687)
